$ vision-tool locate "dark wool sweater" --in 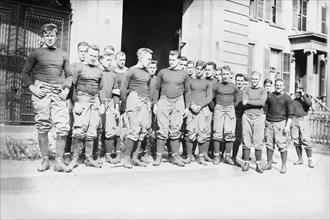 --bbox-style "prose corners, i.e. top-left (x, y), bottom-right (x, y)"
top-left (265, 92), bottom-right (294, 122)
